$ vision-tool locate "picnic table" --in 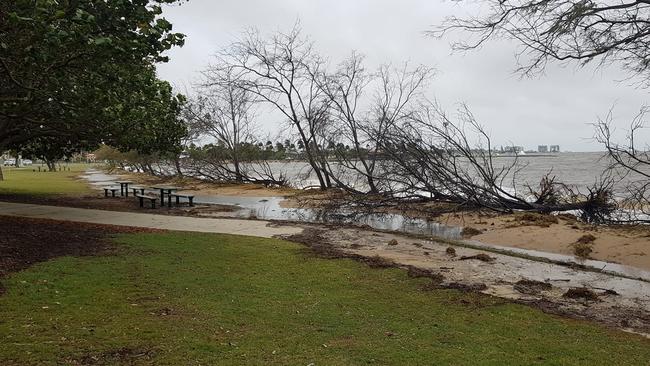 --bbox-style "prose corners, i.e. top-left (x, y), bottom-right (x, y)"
top-left (152, 186), bottom-right (180, 207)
top-left (115, 181), bottom-right (134, 197)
